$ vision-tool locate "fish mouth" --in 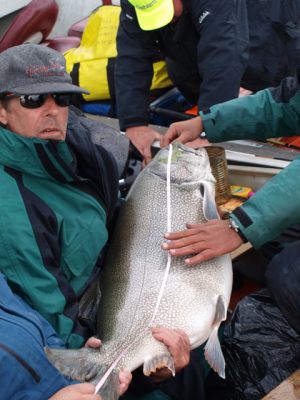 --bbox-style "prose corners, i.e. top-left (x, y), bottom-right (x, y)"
top-left (175, 142), bottom-right (200, 154)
